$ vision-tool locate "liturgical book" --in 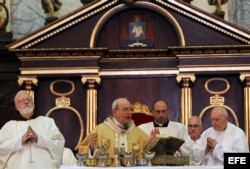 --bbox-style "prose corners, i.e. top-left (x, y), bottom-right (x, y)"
top-left (143, 134), bottom-right (185, 156)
